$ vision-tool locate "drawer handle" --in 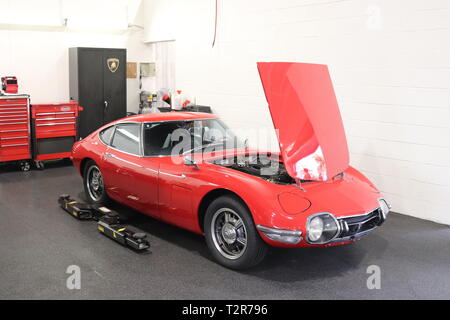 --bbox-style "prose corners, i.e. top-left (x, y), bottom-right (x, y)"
top-left (0, 136), bottom-right (28, 140)
top-left (0, 118), bottom-right (27, 122)
top-left (0, 122), bottom-right (27, 125)
top-left (36, 117), bottom-right (75, 121)
top-left (0, 143), bottom-right (28, 148)
top-left (36, 122), bottom-right (75, 127)
top-left (0, 114), bottom-right (27, 118)
top-left (0, 111), bottom-right (27, 114)
top-left (0, 107), bottom-right (27, 111)
top-left (0, 129), bottom-right (27, 133)
top-left (35, 112), bottom-right (75, 115)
